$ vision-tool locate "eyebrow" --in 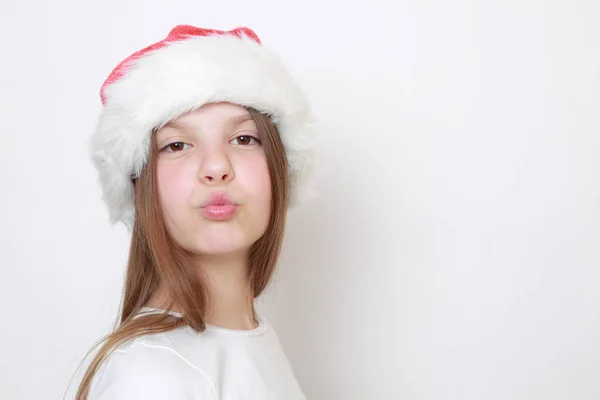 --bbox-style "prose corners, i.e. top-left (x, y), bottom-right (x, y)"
top-left (162, 113), bottom-right (254, 132)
